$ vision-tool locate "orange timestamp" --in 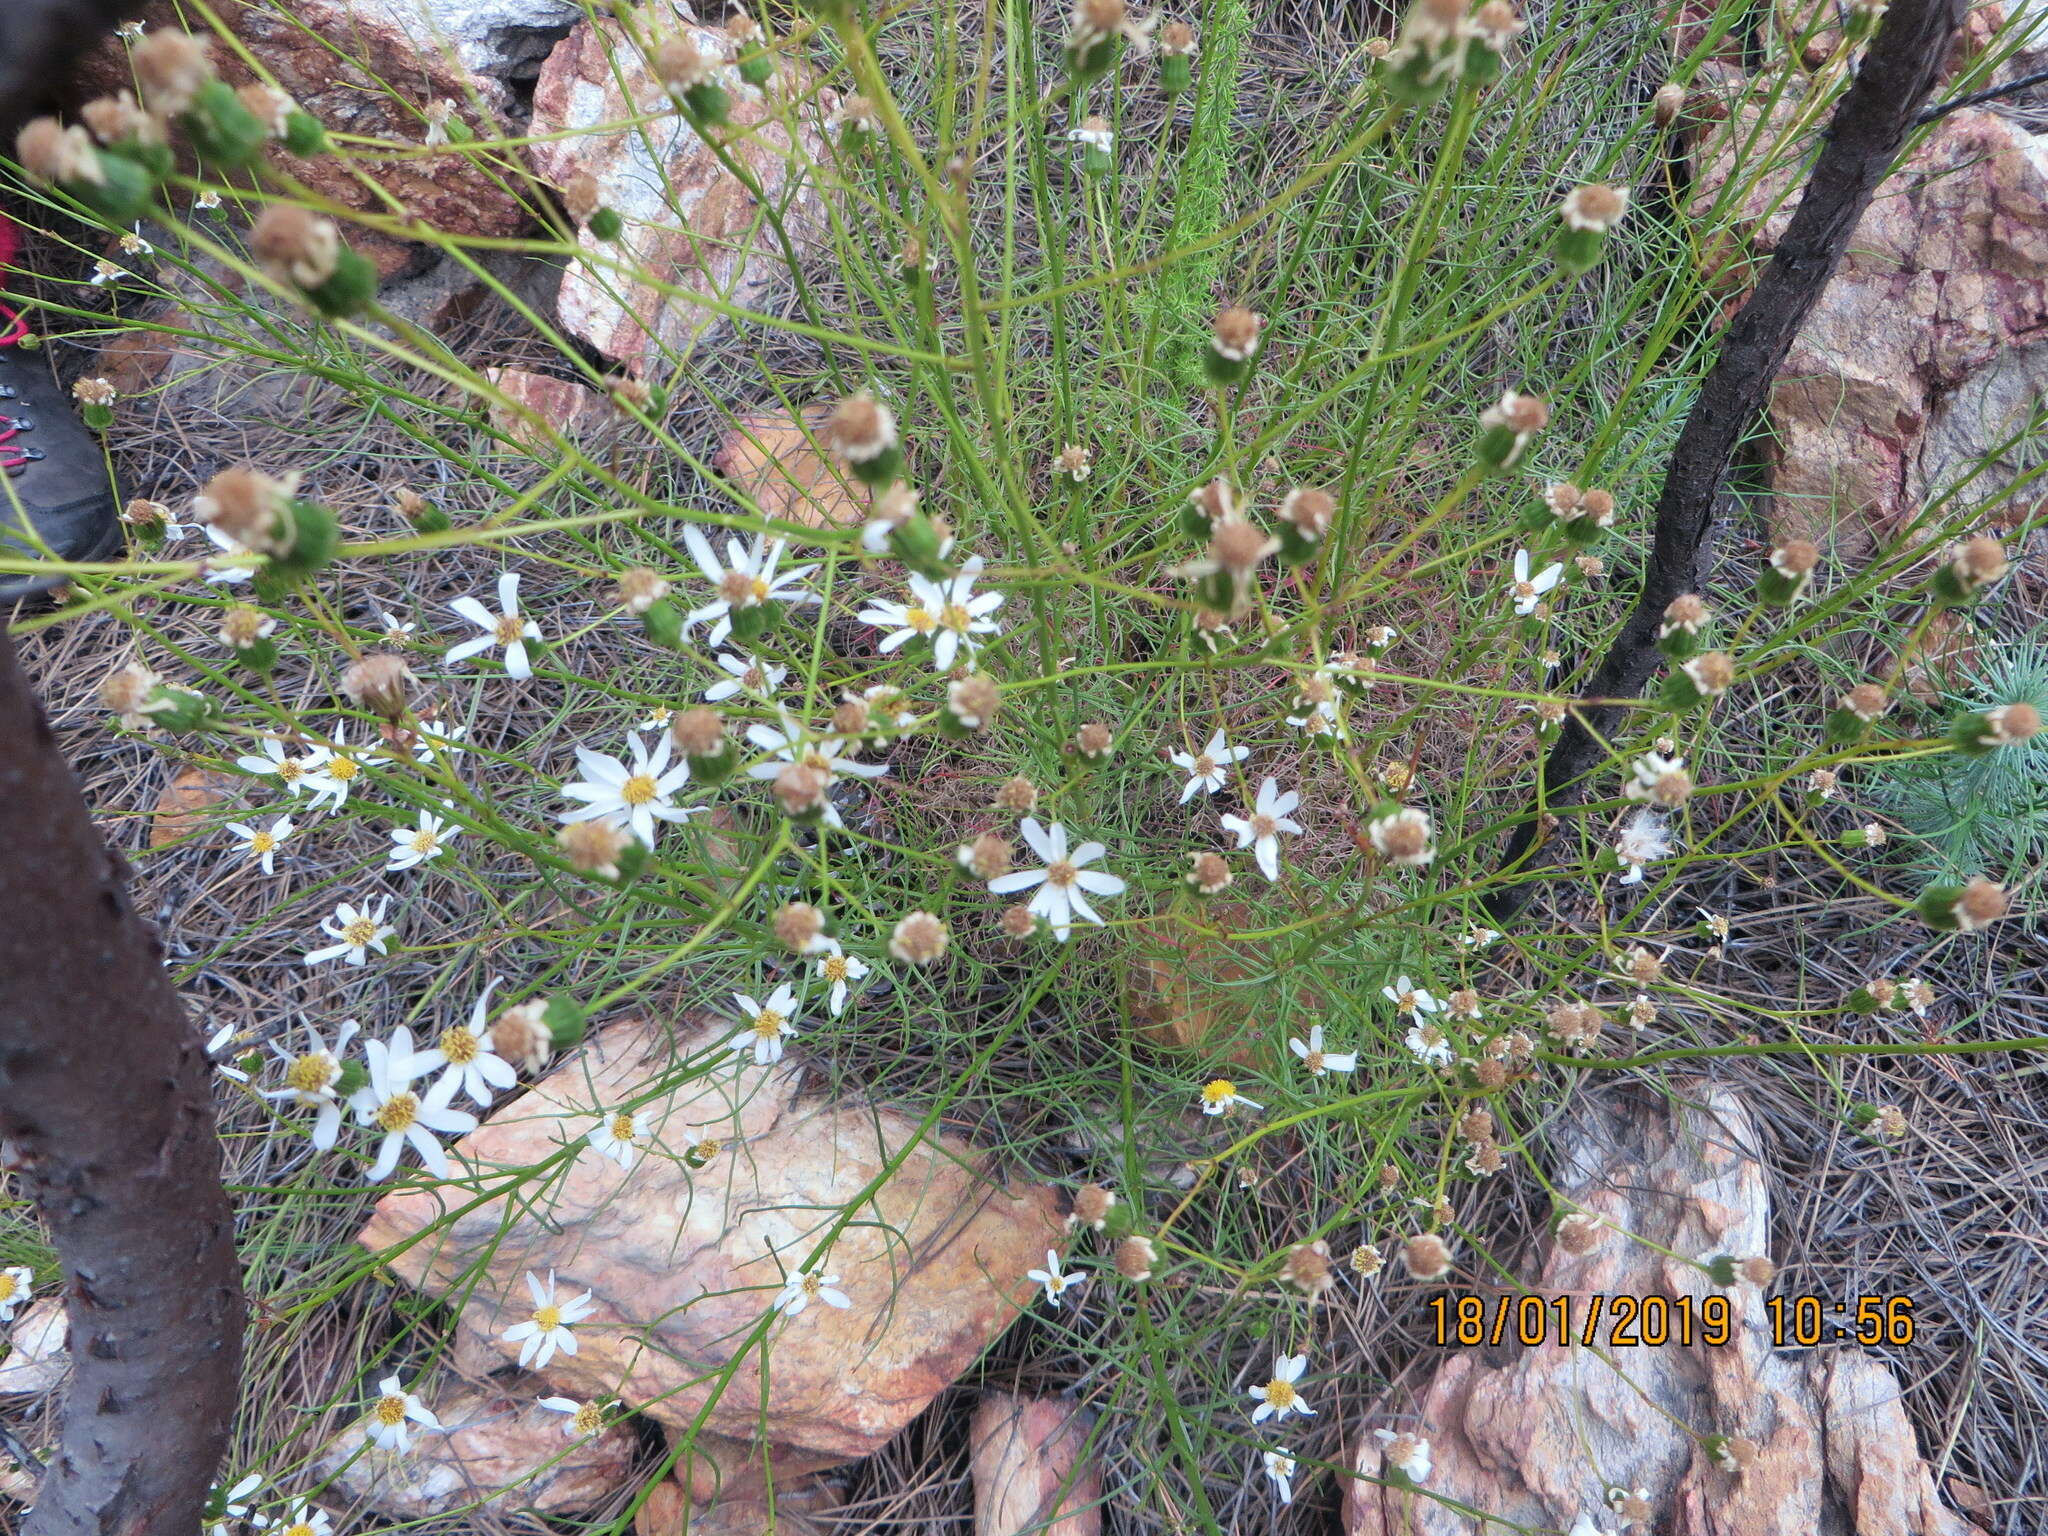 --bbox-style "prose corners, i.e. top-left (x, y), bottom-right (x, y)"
top-left (1428, 1292), bottom-right (1919, 1348)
